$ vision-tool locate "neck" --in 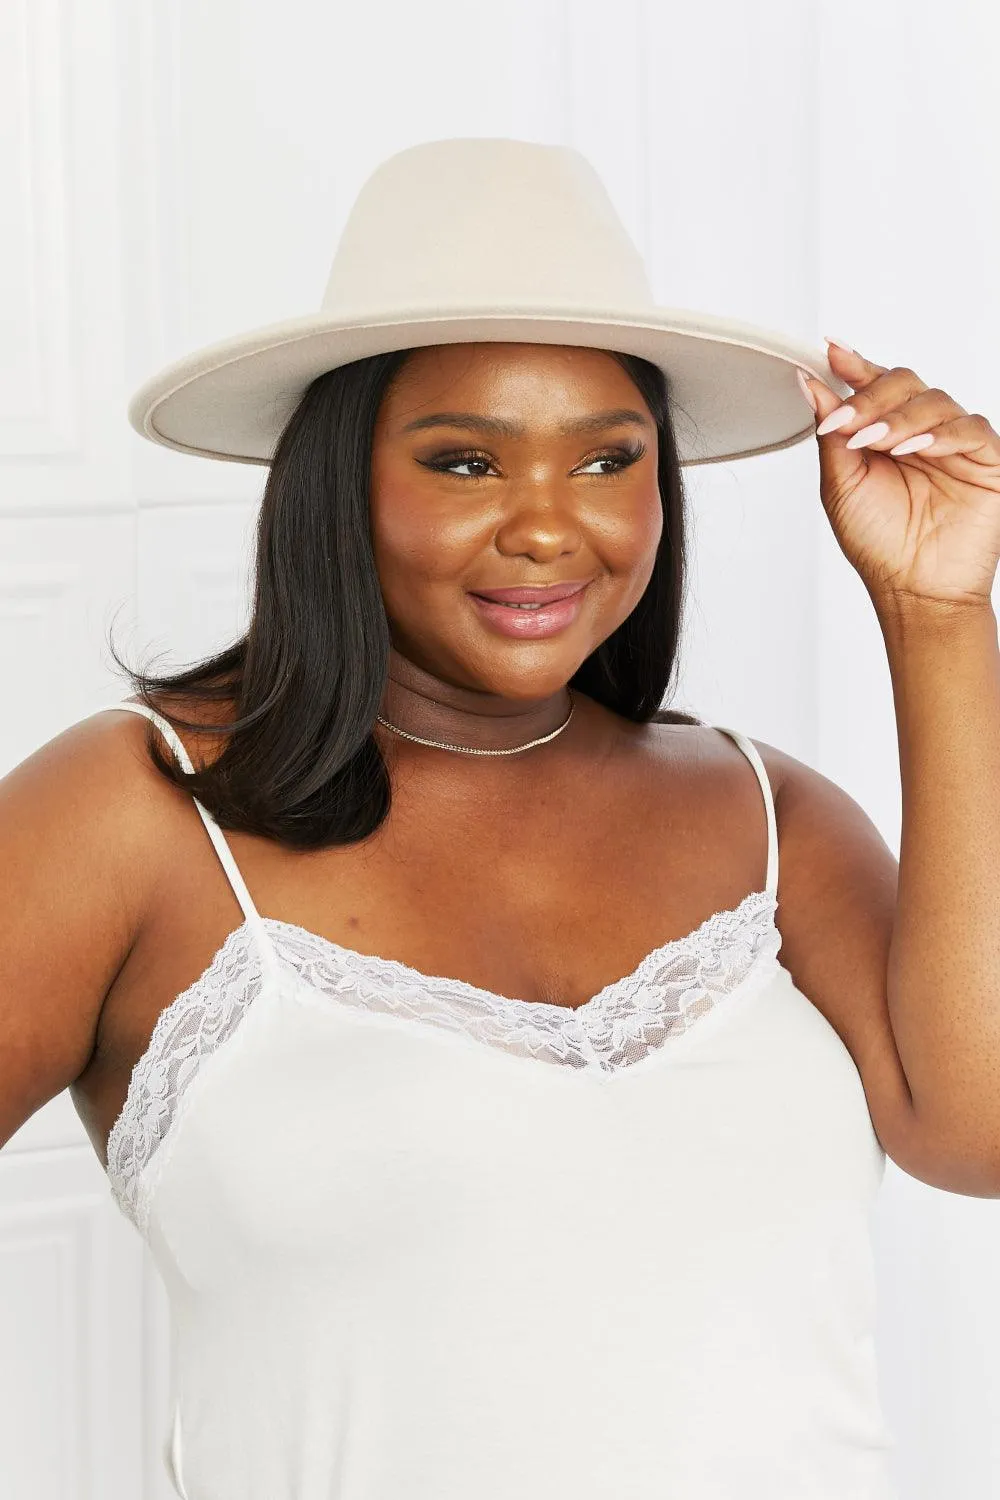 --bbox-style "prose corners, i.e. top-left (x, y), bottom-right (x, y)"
top-left (375, 652), bottom-right (574, 755)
